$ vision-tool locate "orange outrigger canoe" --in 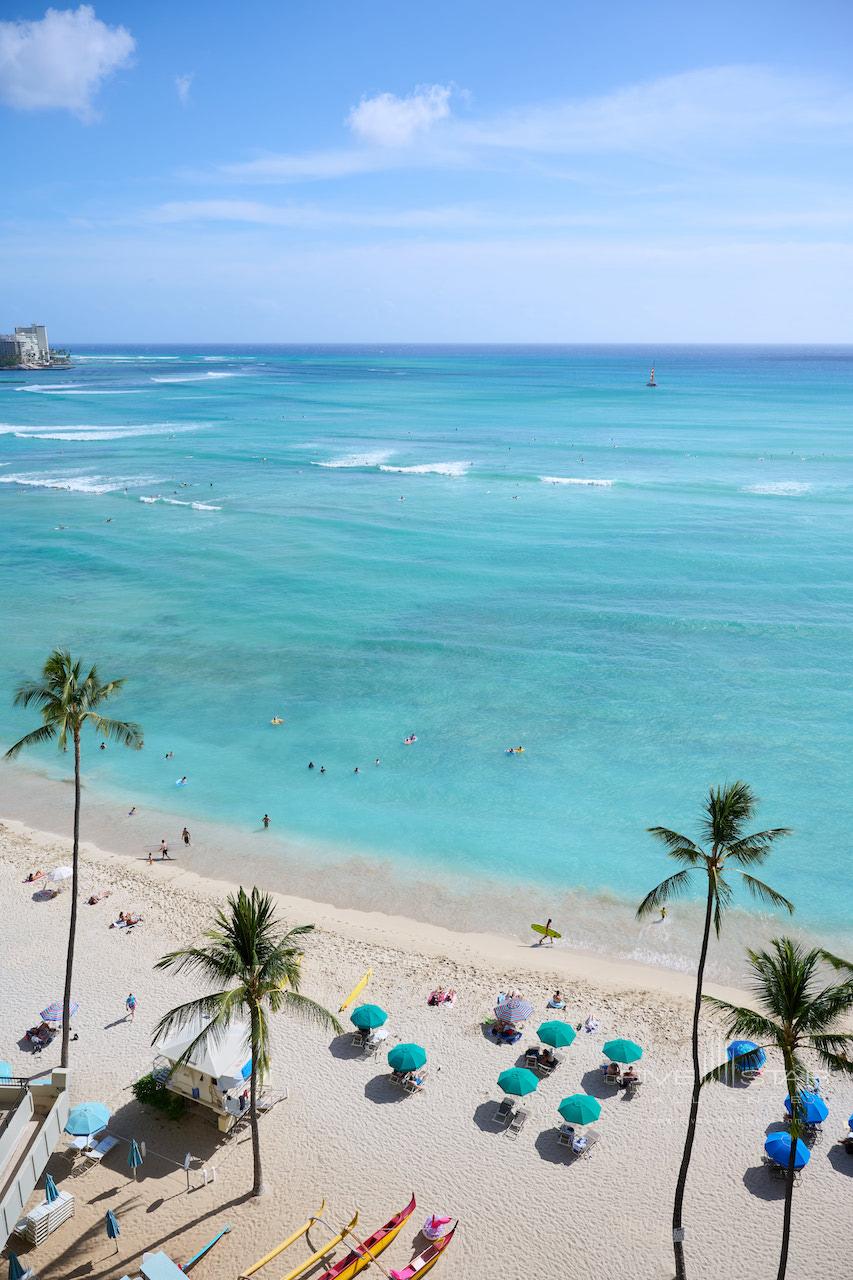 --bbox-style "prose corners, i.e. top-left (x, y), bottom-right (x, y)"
top-left (388, 1225), bottom-right (457, 1278)
top-left (315, 1194), bottom-right (416, 1280)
